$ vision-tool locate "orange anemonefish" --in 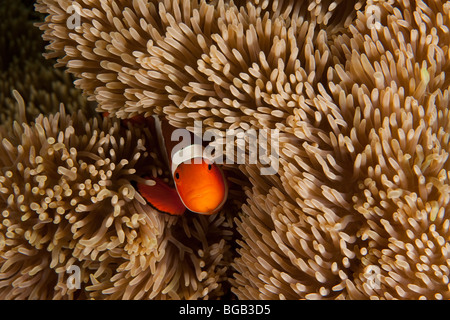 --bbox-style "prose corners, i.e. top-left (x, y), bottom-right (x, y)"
top-left (136, 116), bottom-right (228, 216)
